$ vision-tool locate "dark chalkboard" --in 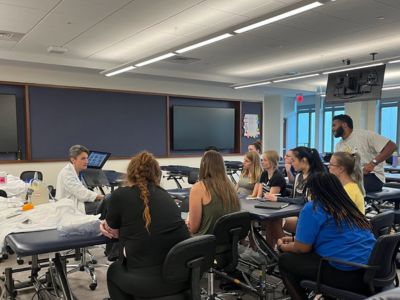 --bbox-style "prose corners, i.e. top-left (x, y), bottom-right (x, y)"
top-left (29, 86), bottom-right (167, 159)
